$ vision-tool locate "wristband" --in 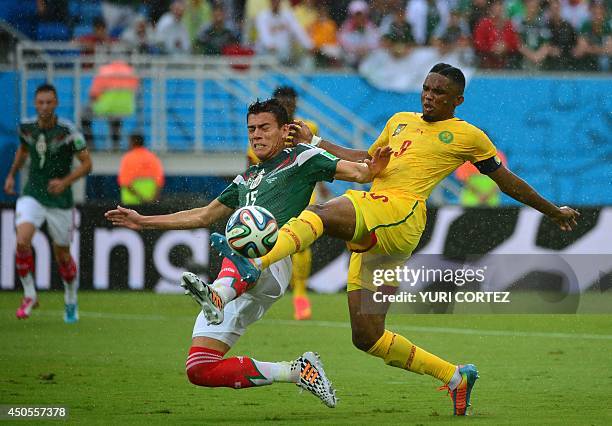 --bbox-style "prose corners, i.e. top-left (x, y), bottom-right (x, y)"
top-left (310, 135), bottom-right (322, 147)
